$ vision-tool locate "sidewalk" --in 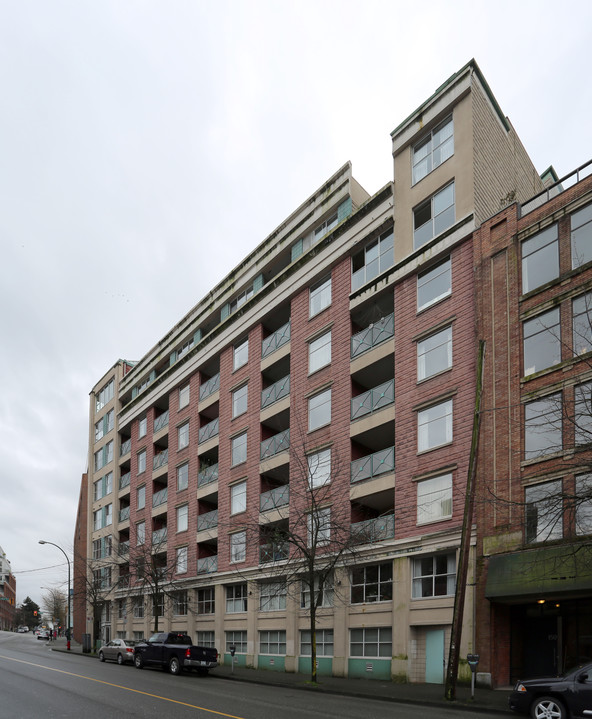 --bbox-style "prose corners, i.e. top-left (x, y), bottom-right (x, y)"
top-left (51, 637), bottom-right (512, 714)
